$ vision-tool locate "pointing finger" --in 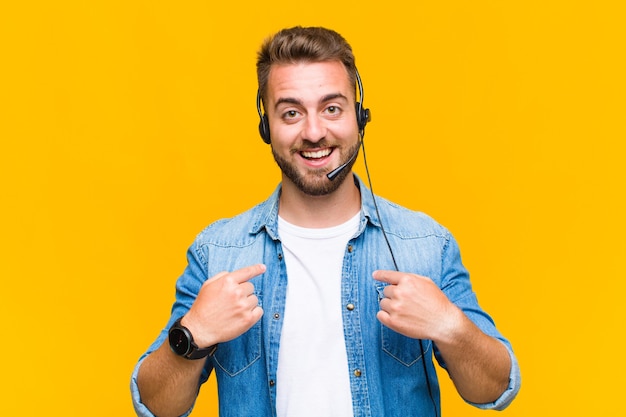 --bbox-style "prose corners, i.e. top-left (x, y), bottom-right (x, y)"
top-left (372, 270), bottom-right (401, 285)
